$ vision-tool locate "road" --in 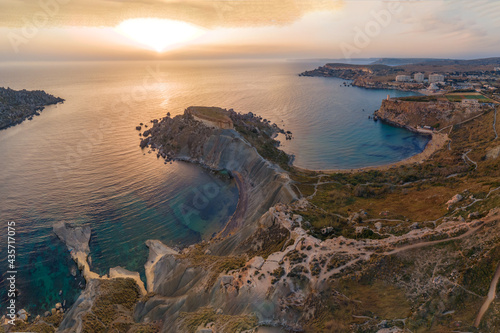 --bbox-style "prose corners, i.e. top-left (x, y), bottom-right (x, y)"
top-left (474, 261), bottom-right (500, 328)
